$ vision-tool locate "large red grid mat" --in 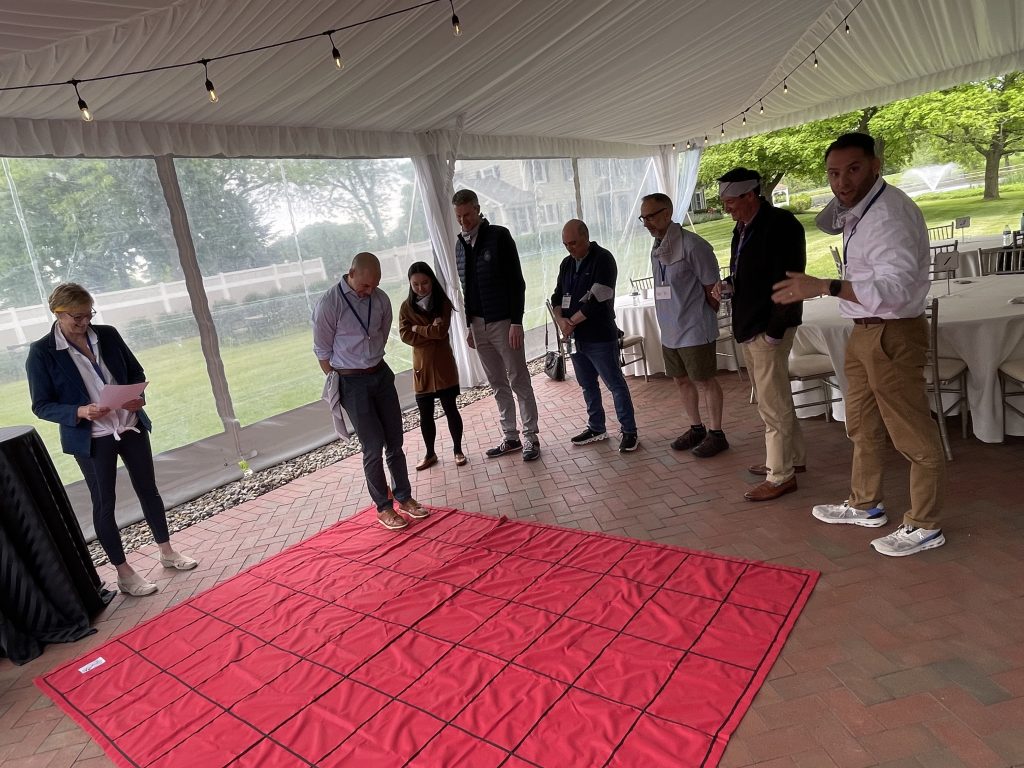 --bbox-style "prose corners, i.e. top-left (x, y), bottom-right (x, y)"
top-left (37, 506), bottom-right (818, 767)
